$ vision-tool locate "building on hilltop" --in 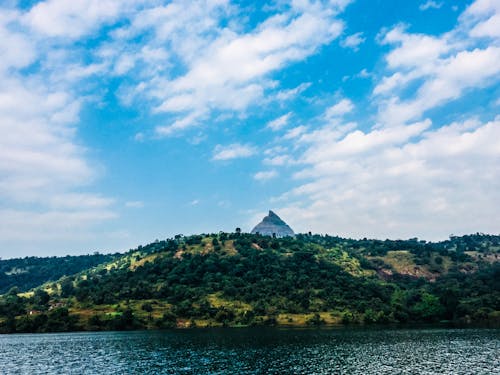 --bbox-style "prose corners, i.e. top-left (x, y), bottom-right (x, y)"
top-left (250, 210), bottom-right (295, 238)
